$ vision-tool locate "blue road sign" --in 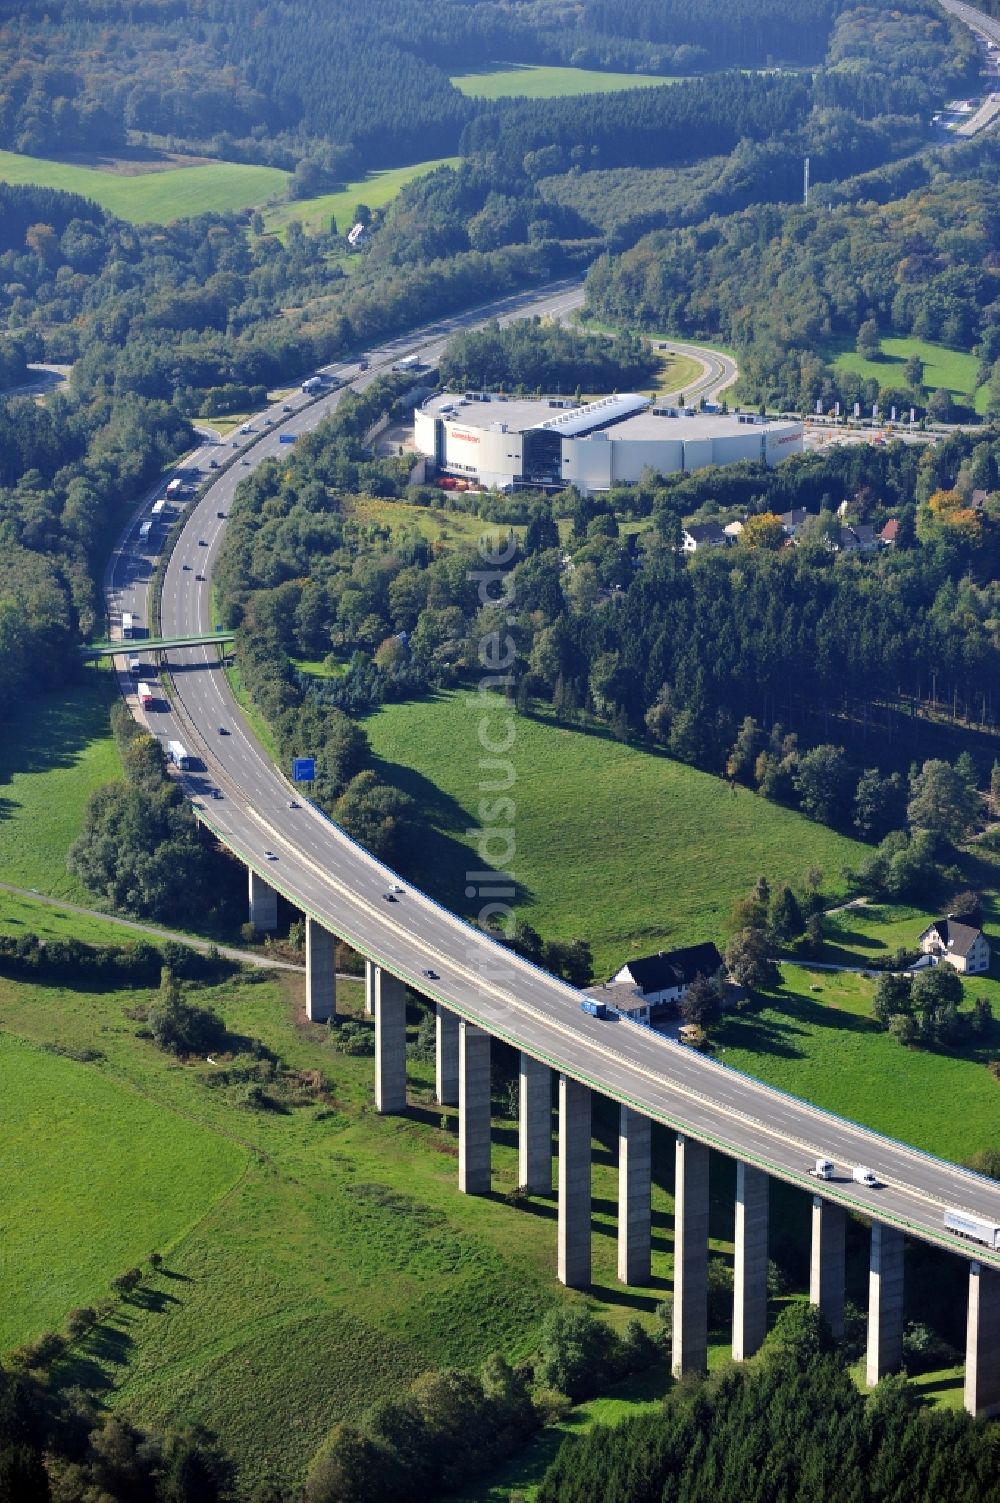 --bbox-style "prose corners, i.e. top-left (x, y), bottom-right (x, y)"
top-left (292, 757), bottom-right (316, 782)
